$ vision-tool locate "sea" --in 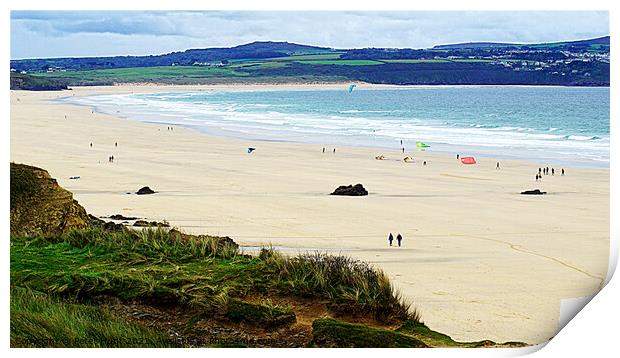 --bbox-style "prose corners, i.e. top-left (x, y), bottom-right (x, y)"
top-left (64, 86), bottom-right (610, 168)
